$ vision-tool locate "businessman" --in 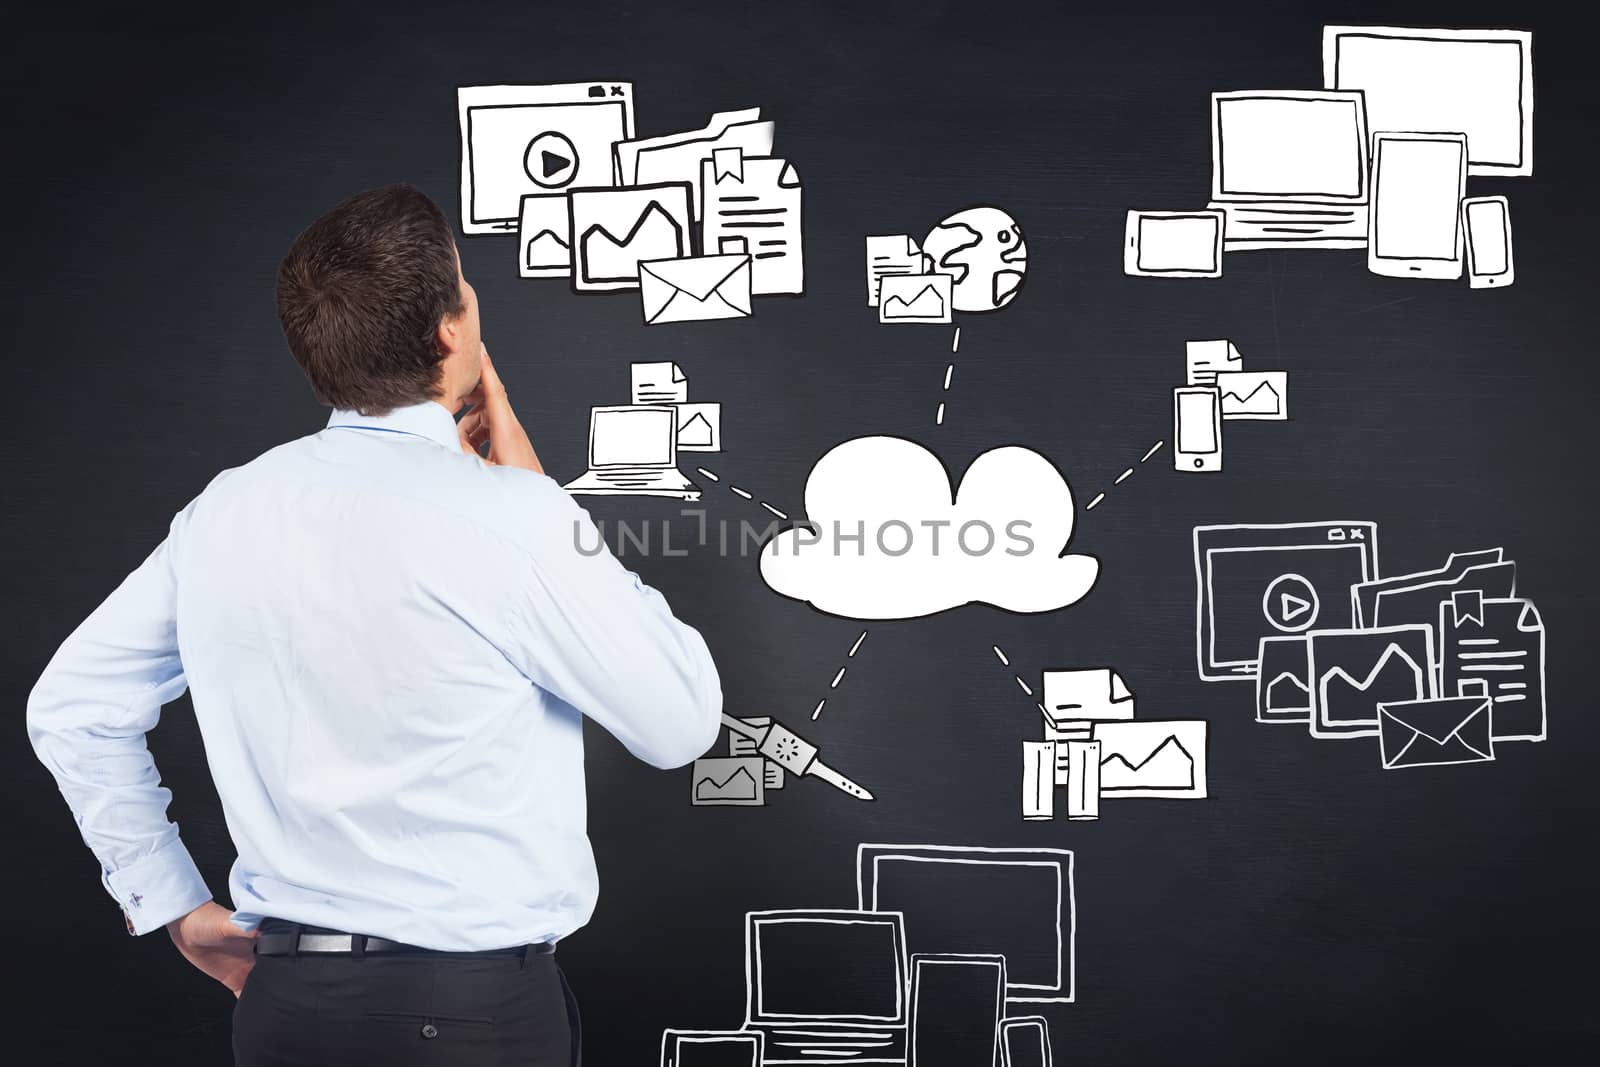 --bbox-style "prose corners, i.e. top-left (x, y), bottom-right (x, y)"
top-left (27, 184), bottom-right (723, 1065)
